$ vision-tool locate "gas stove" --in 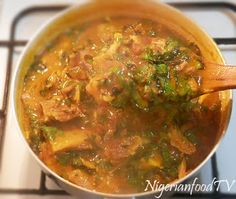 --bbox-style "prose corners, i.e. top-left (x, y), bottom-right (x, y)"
top-left (0, 1), bottom-right (236, 199)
